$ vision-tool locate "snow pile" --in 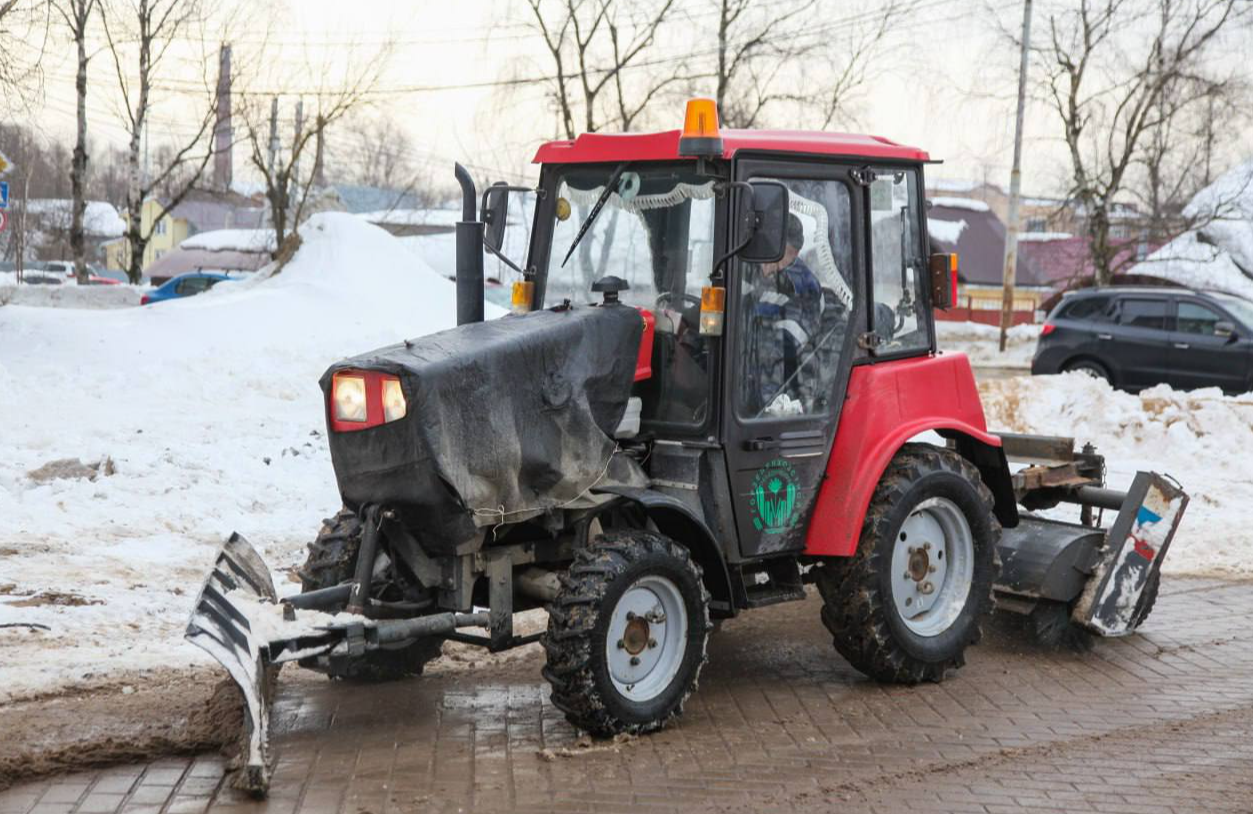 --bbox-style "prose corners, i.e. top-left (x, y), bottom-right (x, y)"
top-left (927, 218), bottom-right (967, 245)
top-left (937, 320), bottom-right (1039, 368)
top-left (1131, 161), bottom-right (1253, 299)
top-left (180, 229), bottom-right (276, 253)
top-left (980, 373), bottom-right (1253, 576)
top-left (930, 196), bottom-right (991, 213)
top-left (0, 212), bottom-right (502, 701)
